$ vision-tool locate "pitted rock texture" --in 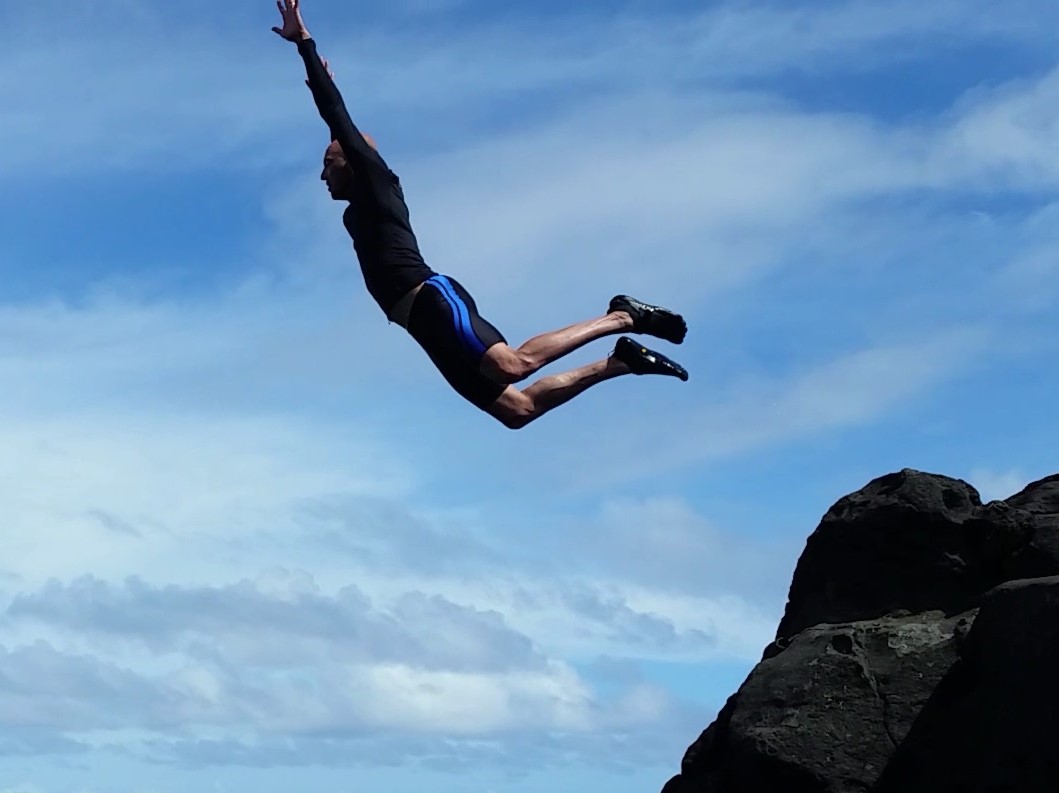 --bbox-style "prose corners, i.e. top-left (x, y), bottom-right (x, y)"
top-left (874, 576), bottom-right (1059, 792)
